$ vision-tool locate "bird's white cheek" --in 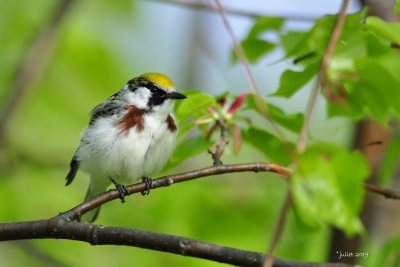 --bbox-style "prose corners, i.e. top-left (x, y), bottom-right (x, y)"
top-left (123, 90), bottom-right (150, 109)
